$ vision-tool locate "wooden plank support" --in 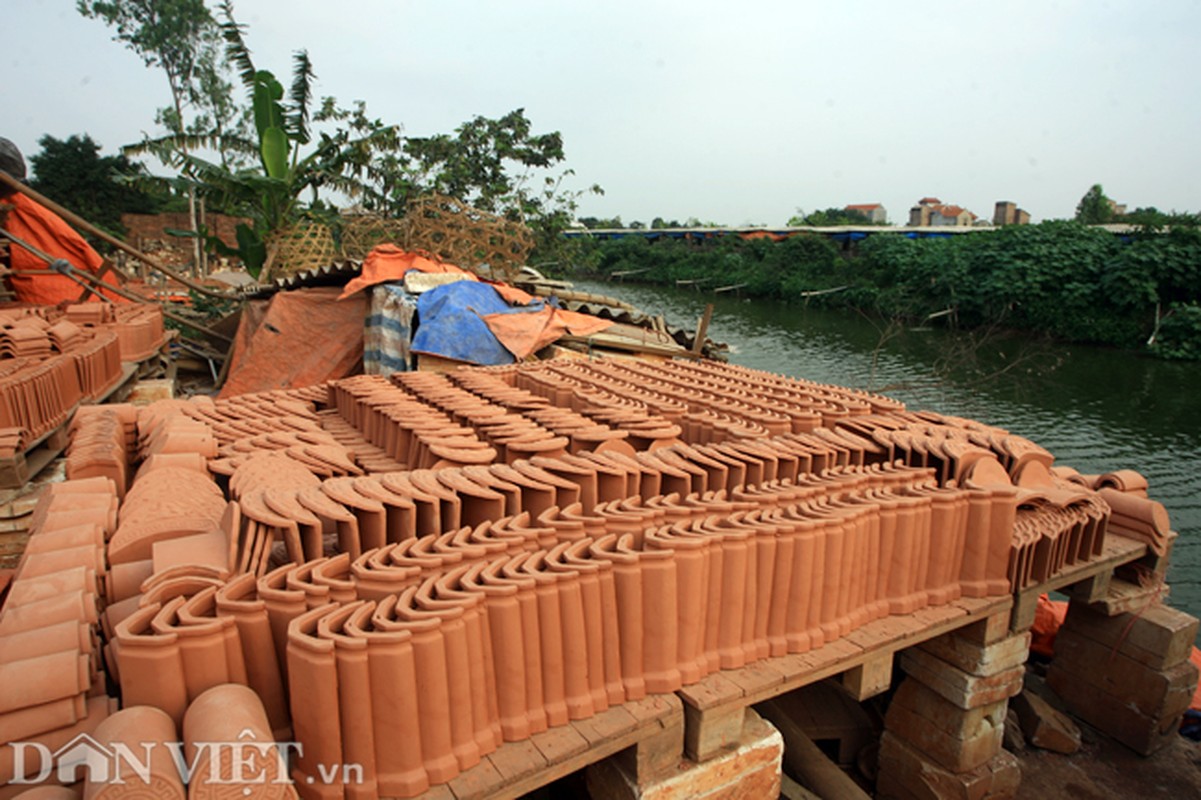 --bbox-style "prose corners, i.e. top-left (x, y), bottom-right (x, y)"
top-left (444, 693), bottom-right (682, 800)
top-left (1064, 568), bottom-right (1111, 605)
top-left (675, 596), bottom-right (1012, 765)
top-left (839, 650), bottom-right (894, 701)
top-left (688, 303), bottom-right (714, 359)
top-left (1009, 534), bottom-right (1147, 632)
top-left (0, 417), bottom-right (72, 489)
top-left (1081, 577), bottom-right (1170, 617)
